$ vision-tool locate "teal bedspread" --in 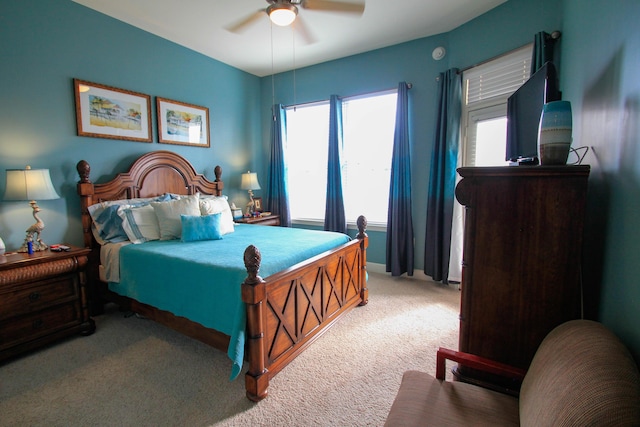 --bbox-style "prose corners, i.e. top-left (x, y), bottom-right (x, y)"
top-left (109, 224), bottom-right (351, 380)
